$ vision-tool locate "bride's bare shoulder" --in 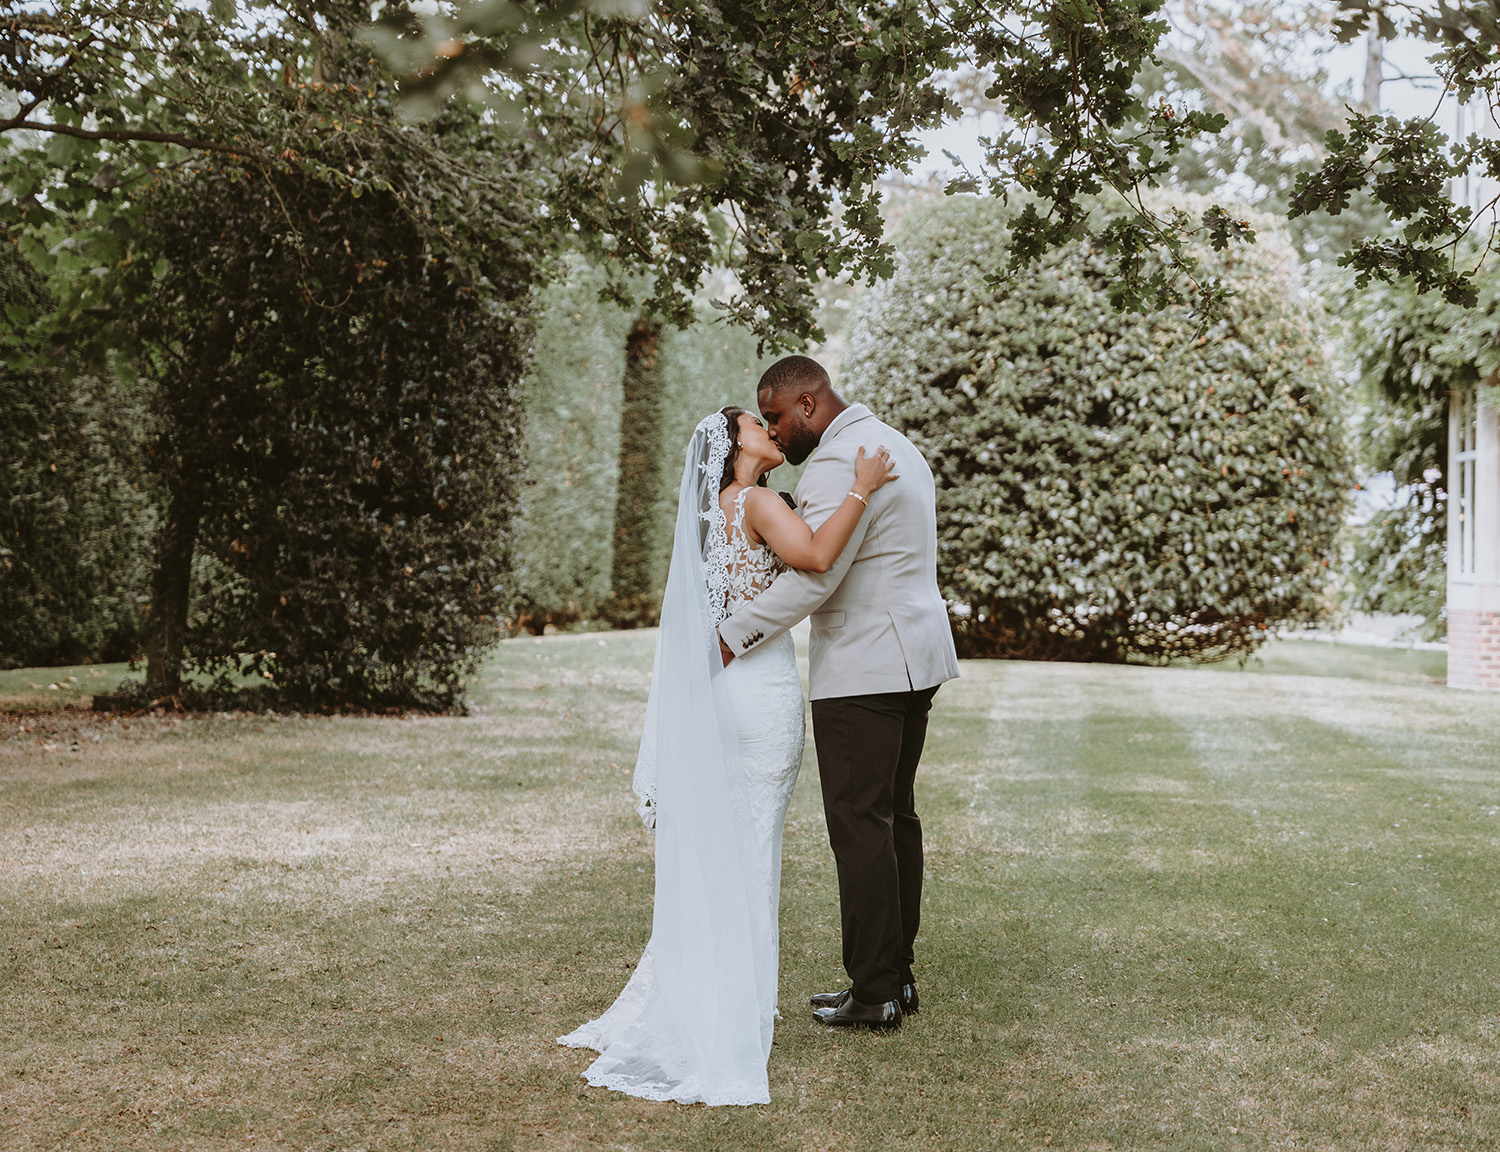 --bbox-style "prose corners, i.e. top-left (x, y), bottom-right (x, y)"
top-left (742, 485), bottom-right (798, 529)
top-left (744, 485), bottom-right (792, 512)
